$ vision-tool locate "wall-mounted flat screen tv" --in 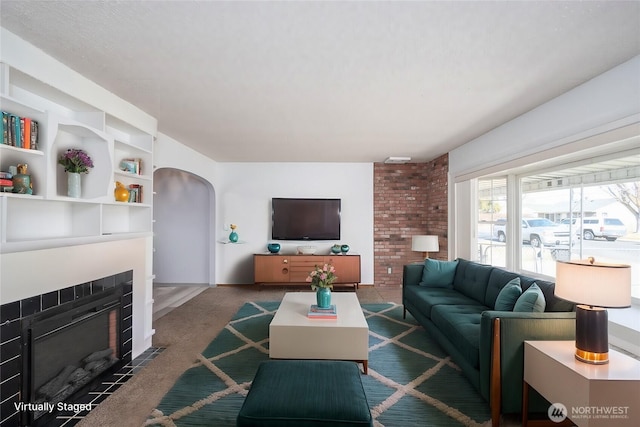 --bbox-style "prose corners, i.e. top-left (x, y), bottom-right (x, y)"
top-left (271, 198), bottom-right (341, 240)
